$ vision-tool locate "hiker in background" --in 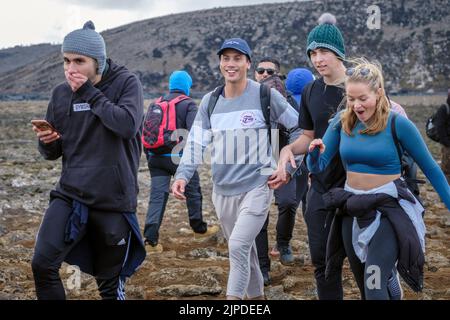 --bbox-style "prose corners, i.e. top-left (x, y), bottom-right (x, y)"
top-left (142, 70), bottom-right (219, 253)
top-left (305, 59), bottom-right (450, 299)
top-left (285, 68), bottom-right (315, 107)
top-left (432, 90), bottom-right (450, 182)
top-left (389, 100), bottom-right (424, 204)
top-left (254, 57), bottom-right (285, 92)
top-left (171, 38), bottom-right (301, 299)
top-left (31, 21), bottom-right (146, 300)
top-left (269, 13), bottom-right (347, 300)
top-left (285, 67), bottom-right (314, 214)
top-left (253, 57), bottom-right (305, 286)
